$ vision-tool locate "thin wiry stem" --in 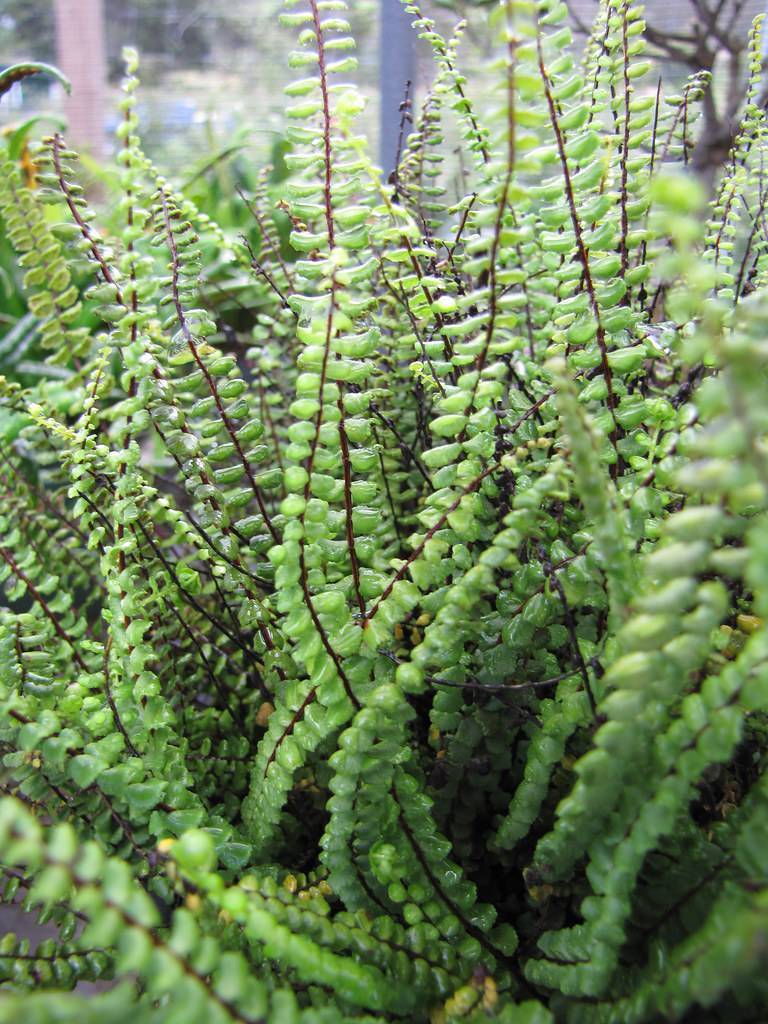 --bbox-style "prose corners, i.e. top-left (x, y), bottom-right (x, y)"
top-left (159, 188), bottom-right (279, 544)
top-left (536, 24), bottom-right (621, 474)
